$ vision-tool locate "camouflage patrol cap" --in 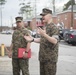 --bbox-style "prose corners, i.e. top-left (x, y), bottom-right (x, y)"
top-left (15, 16), bottom-right (23, 22)
top-left (40, 8), bottom-right (52, 16)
